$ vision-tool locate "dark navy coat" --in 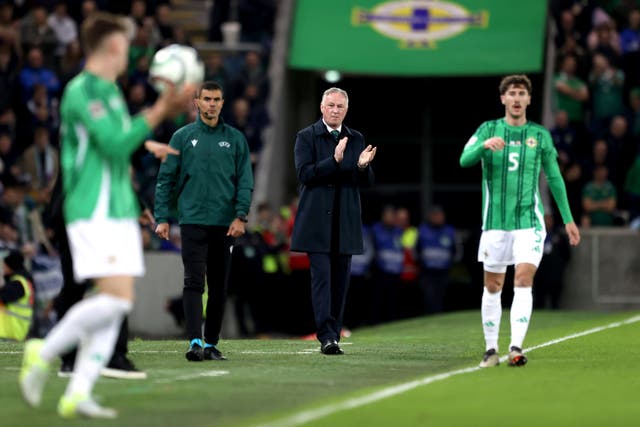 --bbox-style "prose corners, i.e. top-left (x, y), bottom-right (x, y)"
top-left (291, 119), bottom-right (374, 254)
